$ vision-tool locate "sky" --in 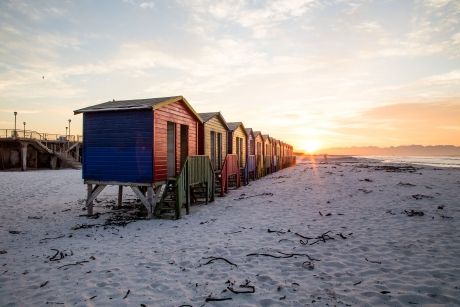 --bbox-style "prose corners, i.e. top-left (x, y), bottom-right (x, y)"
top-left (1, 0), bottom-right (459, 152)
